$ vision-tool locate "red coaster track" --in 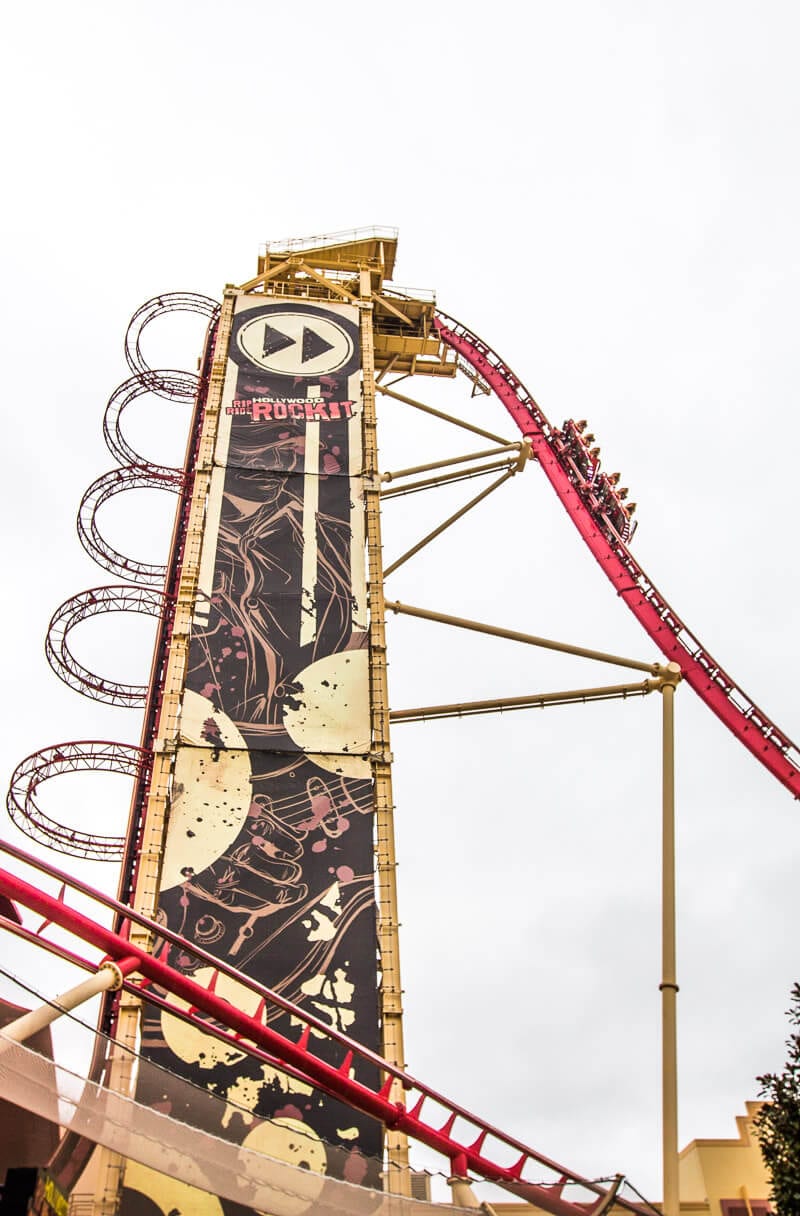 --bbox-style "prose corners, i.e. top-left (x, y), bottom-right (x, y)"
top-left (5, 741), bottom-right (148, 860)
top-left (4, 290), bottom-right (793, 1213)
top-left (77, 465), bottom-right (182, 584)
top-left (103, 371), bottom-right (193, 473)
top-left (0, 839), bottom-right (648, 1216)
top-left (435, 312), bottom-right (800, 801)
top-left (45, 585), bottom-right (166, 707)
